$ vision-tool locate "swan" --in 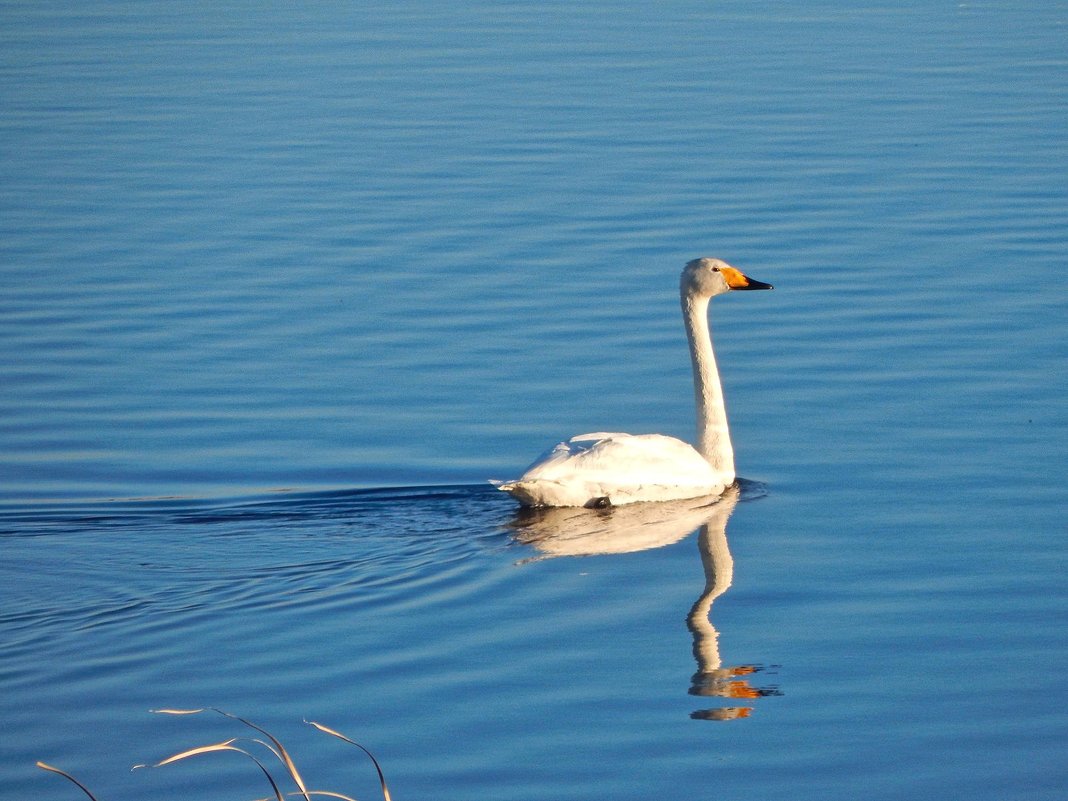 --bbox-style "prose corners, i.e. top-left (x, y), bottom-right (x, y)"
top-left (497, 257), bottom-right (772, 507)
